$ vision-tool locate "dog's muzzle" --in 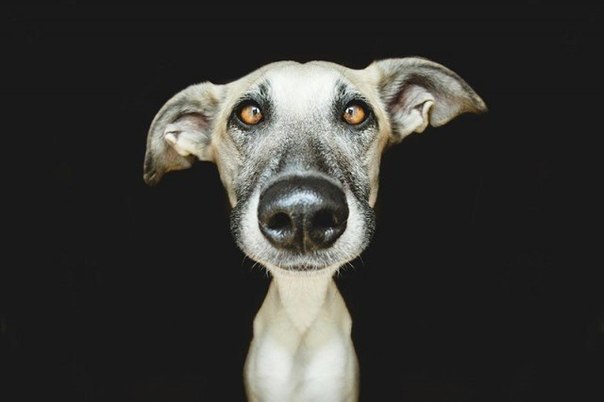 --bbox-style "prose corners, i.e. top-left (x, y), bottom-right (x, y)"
top-left (258, 175), bottom-right (349, 253)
